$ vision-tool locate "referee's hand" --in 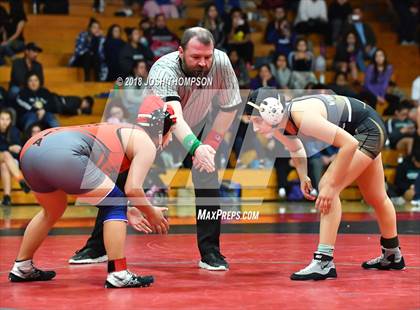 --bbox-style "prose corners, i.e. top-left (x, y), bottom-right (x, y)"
top-left (193, 144), bottom-right (216, 173)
